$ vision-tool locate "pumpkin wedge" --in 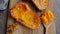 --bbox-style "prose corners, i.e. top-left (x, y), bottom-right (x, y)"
top-left (11, 3), bottom-right (40, 29)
